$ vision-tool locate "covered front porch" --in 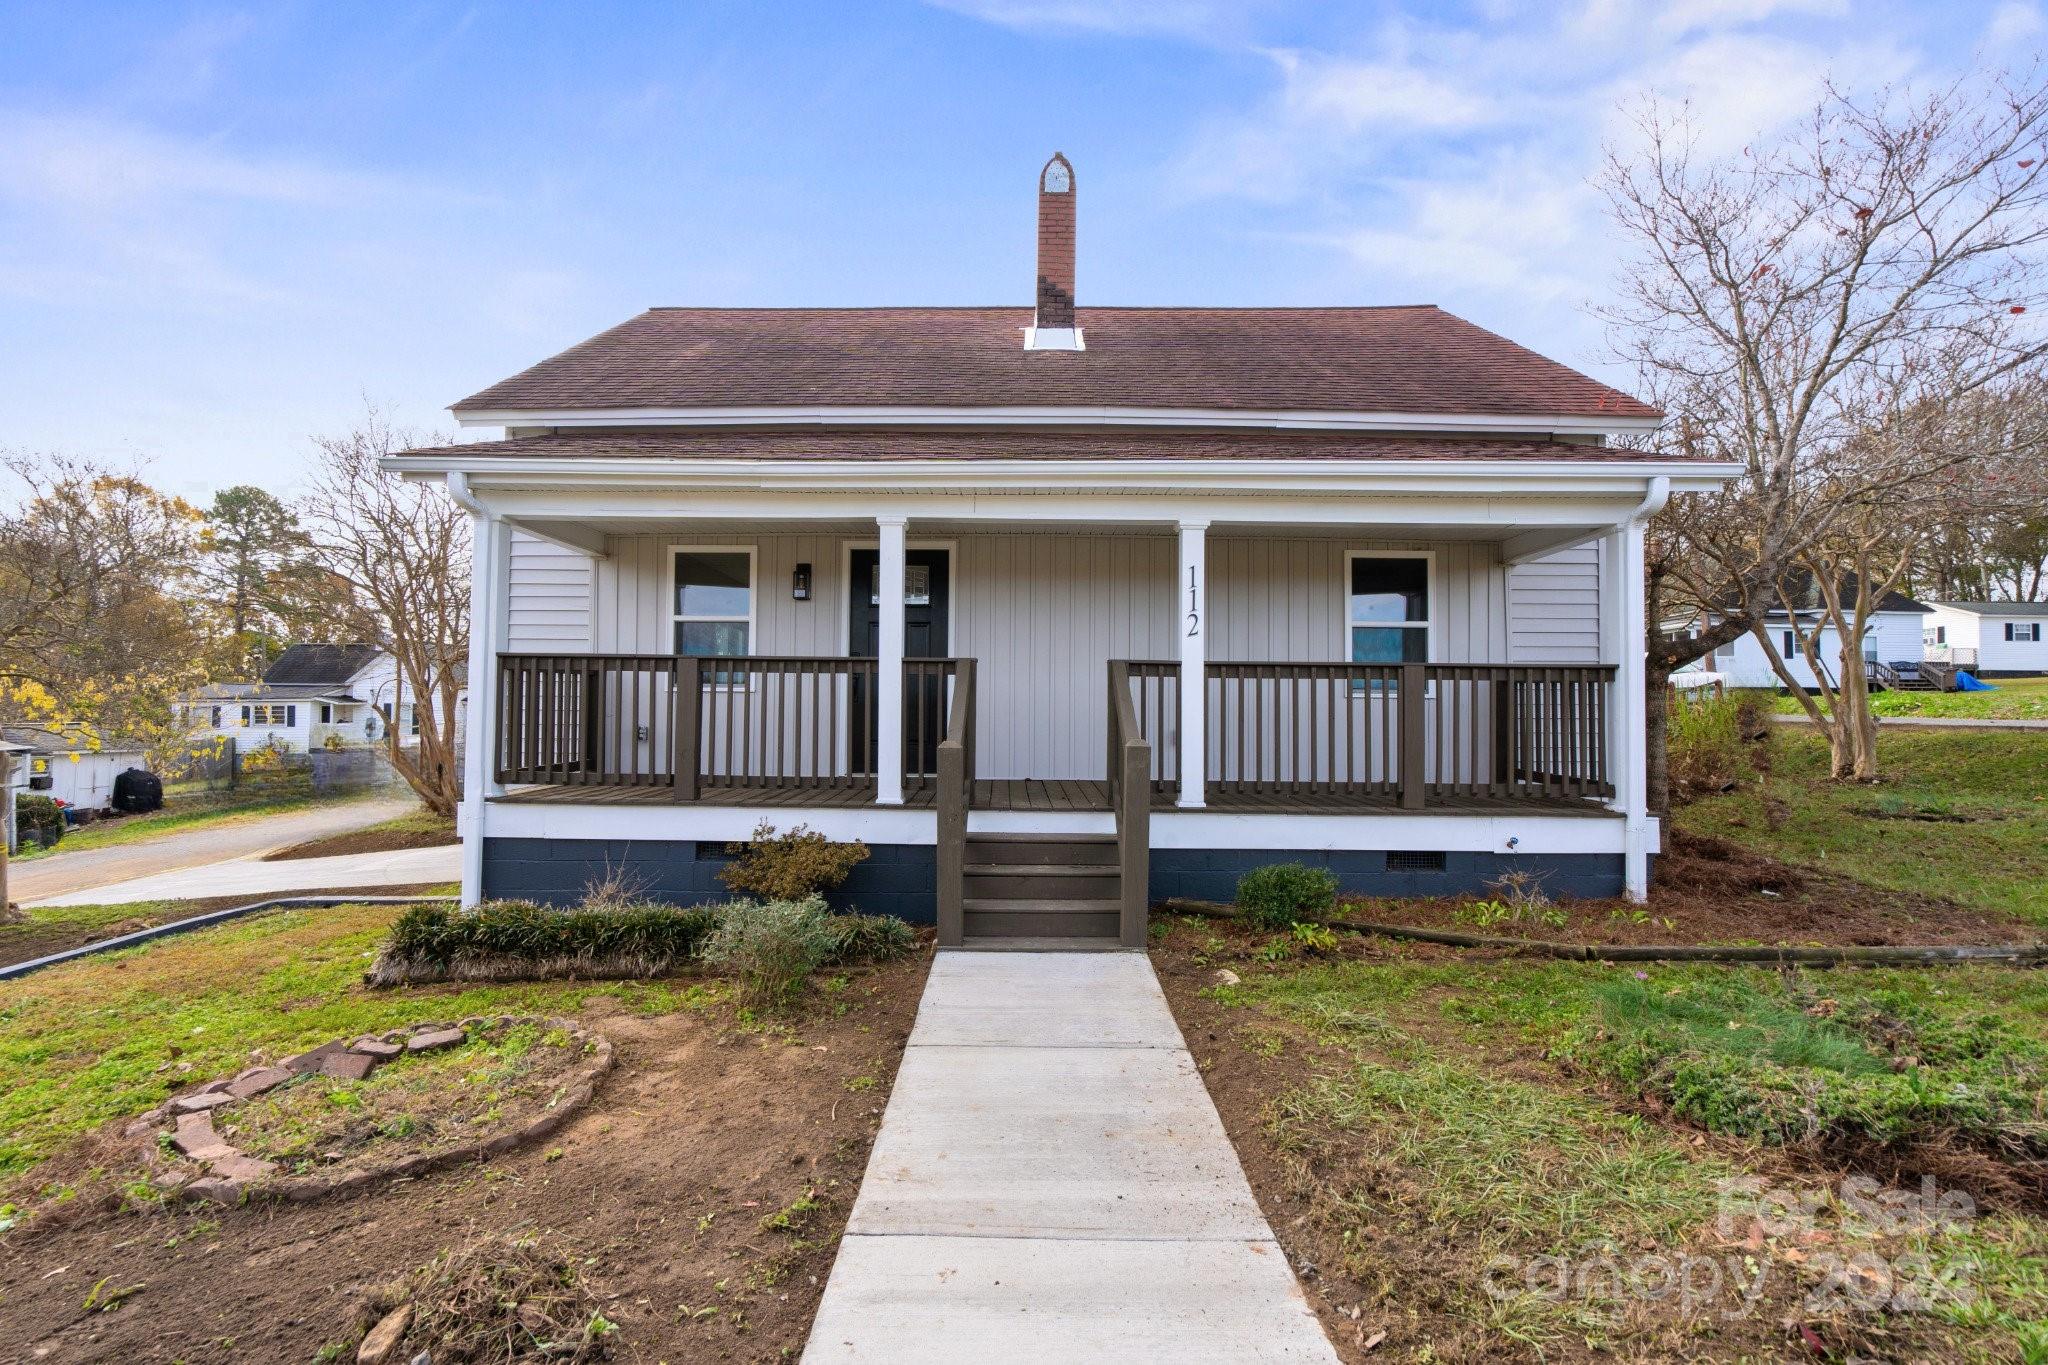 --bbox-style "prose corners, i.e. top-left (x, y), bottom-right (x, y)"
top-left (455, 479), bottom-right (1660, 939)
